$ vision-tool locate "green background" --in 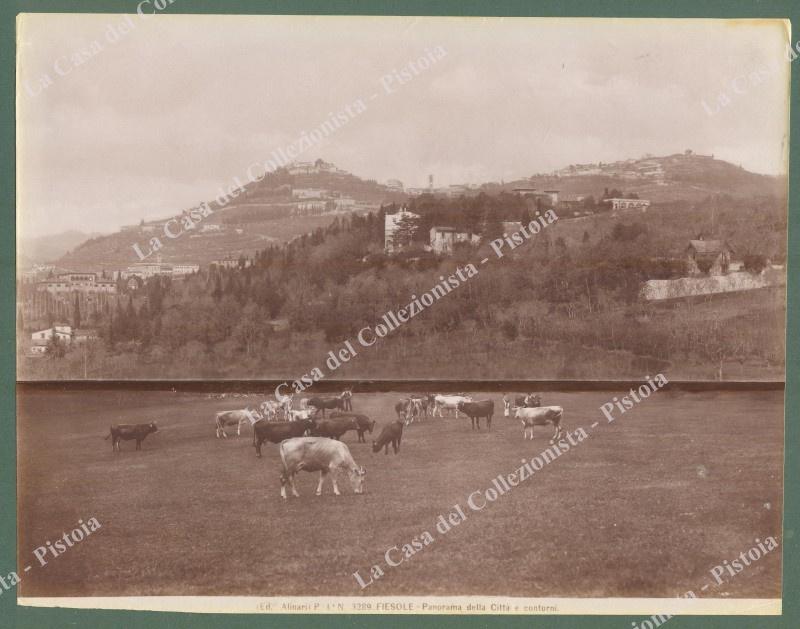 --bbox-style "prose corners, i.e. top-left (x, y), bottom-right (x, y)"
top-left (2, 0), bottom-right (797, 627)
